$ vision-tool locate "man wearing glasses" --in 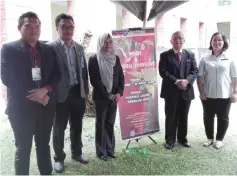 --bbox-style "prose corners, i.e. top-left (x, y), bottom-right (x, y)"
top-left (48, 13), bottom-right (89, 173)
